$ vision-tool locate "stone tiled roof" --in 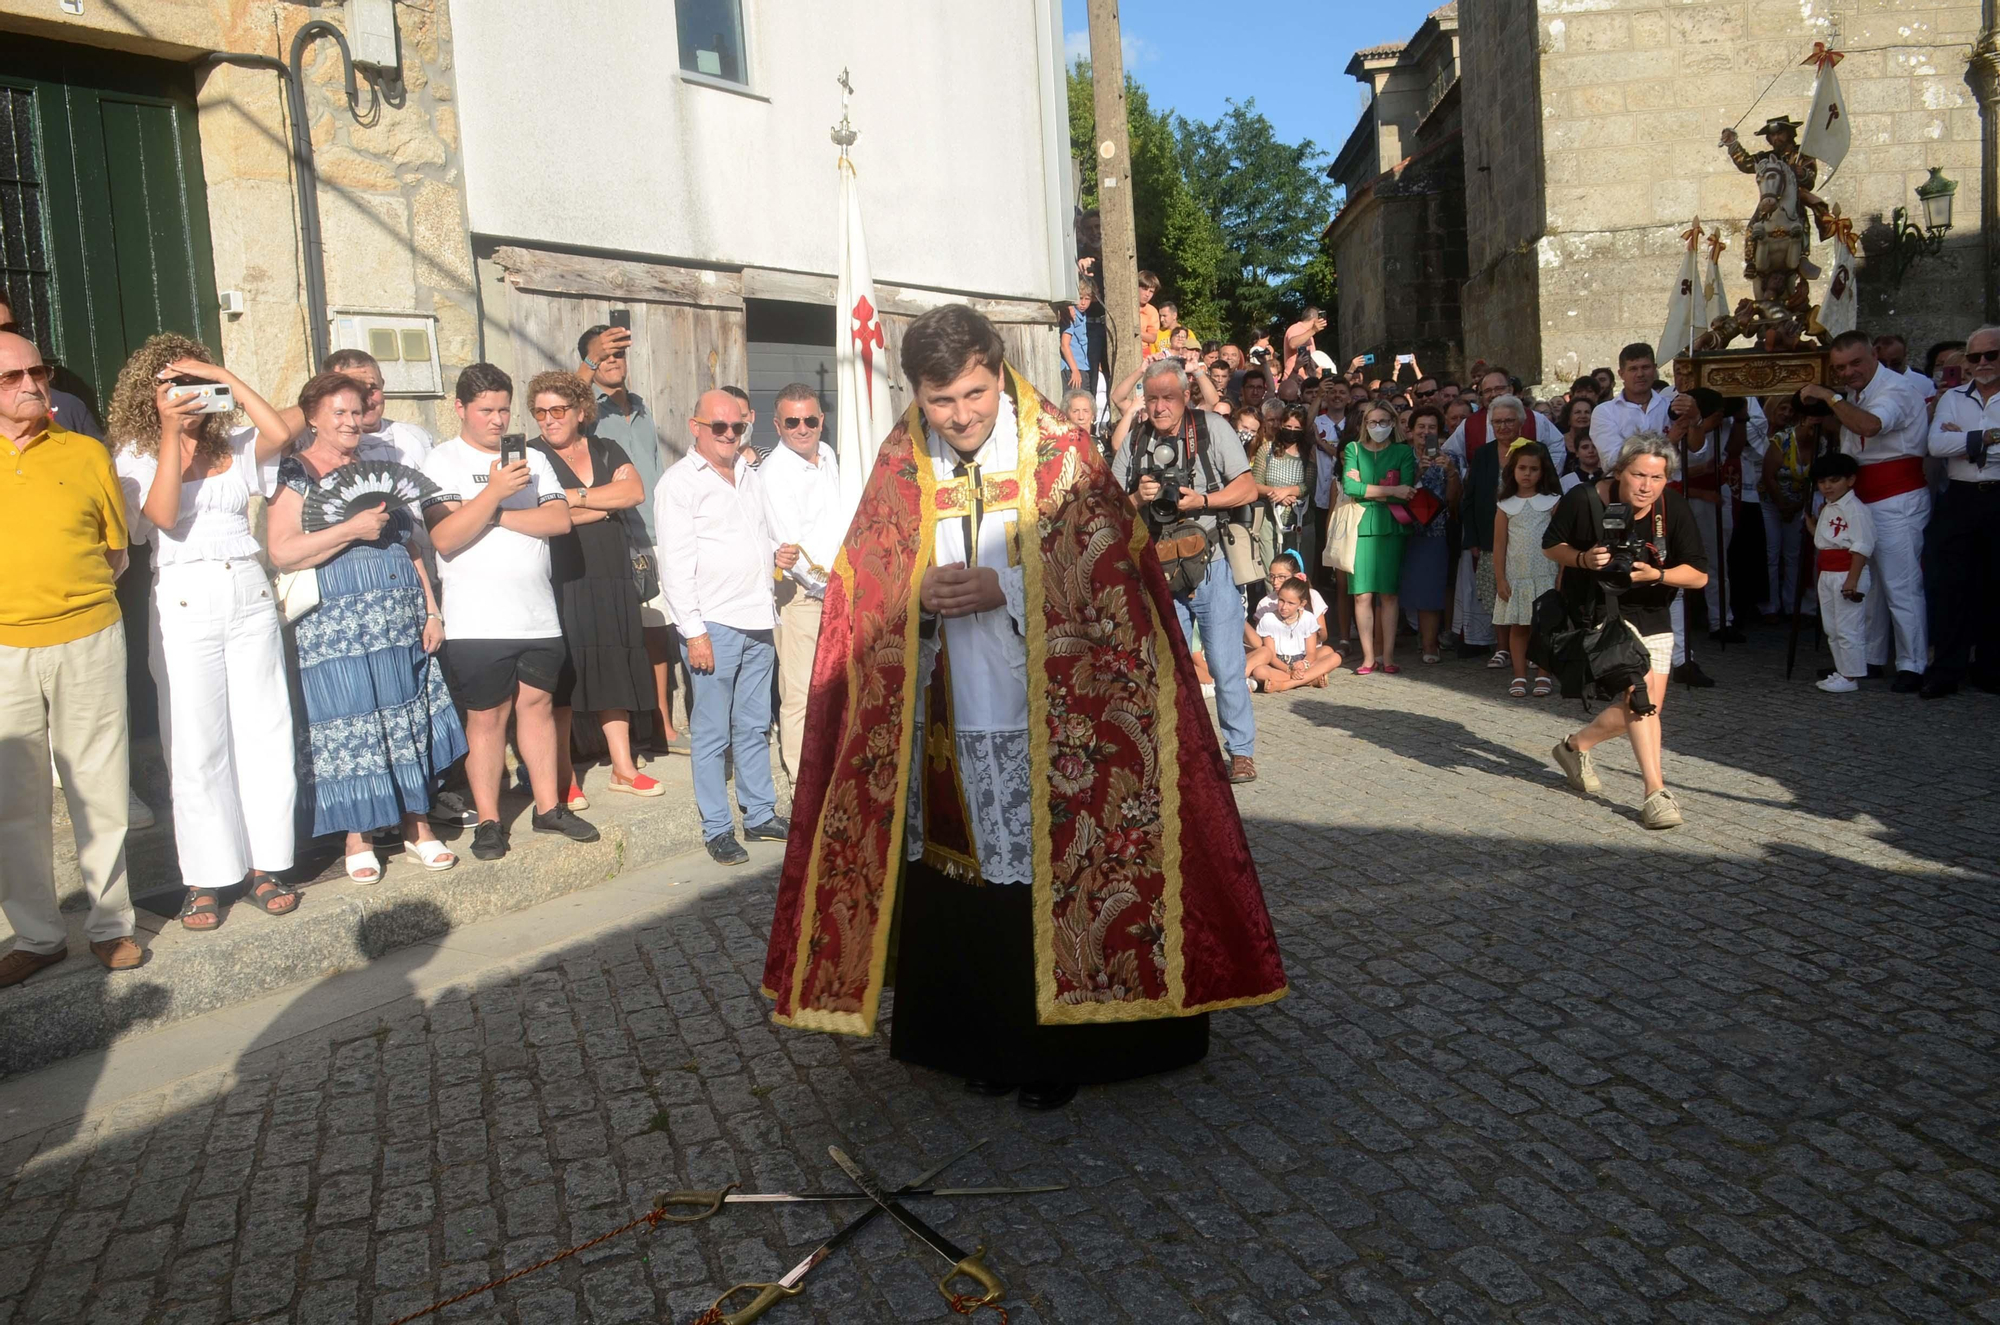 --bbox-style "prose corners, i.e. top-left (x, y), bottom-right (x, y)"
top-left (1354, 40), bottom-right (1407, 60)
top-left (1430, 2), bottom-right (1457, 21)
